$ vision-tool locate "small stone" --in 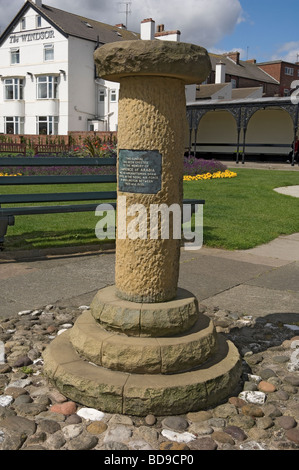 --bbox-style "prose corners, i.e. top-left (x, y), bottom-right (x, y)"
top-left (274, 390), bottom-right (289, 401)
top-left (224, 426), bottom-right (247, 441)
top-left (256, 416), bottom-right (274, 430)
top-left (103, 425), bottom-right (132, 443)
top-left (0, 395), bottom-right (13, 407)
top-left (50, 401), bottom-right (77, 416)
top-left (103, 441), bottom-right (129, 450)
top-left (242, 404), bottom-right (264, 417)
top-left (65, 414), bottom-right (82, 425)
top-left (243, 381), bottom-right (258, 391)
top-left (239, 391), bottom-right (266, 405)
top-left (62, 424), bottom-right (83, 439)
top-left (109, 414), bottom-right (133, 426)
top-left (260, 368), bottom-right (277, 380)
top-left (187, 410), bottom-right (213, 422)
top-left (129, 439), bottom-right (153, 451)
top-left (0, 365), bottom-right (11, 374)
top-left (161, 416), bottom-right (189, 432)
top-left (77, 408), bottom-right (105, 421)
top-left (214, 403), bottom-right (237, 418)
top-left (145, 414), bottom-right (156, 426)
top-left (284, 375), bottom-right (299, 387)
top-left (273, 355), bottom-right (289, 363)
top-left (38, 420), bottom-right (61, 434)
top-left (263, 404), bottom-right (282, 418)
top-left (258, 381), bottom-right (276, 393)
top-left (48, 389), bottom-right (67, 404)
top-left (188, 437), bottom-right (218, 451)
top-left (7, 378), bottom-right (31, 389)
top-left (18, 310), bottom-right (32, 316)
top-left (46, 431), bottom-right (66, 450)
top-left (276, 416), bottom-right (297, 430)
top-left (207, 418), bottom-right (226, 429)
top-left (229, 397), bottom-right (247, 408)
top-left (285, 428), bottom-right (299, 445)
top-left (0, 416), bottom-right (36, 436)
top-left (189, 422), bottom-right (213, 435)
top-left (159, 441), bottom-right (190, 450)
top-left (240, 440), bottom-right (267, 450)
top-left (212, 431), bottom-right (235, 445)
top-left (161, 429), bottom-right (196, 443)
top-left (87, 421), bottom-right (108, 435)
